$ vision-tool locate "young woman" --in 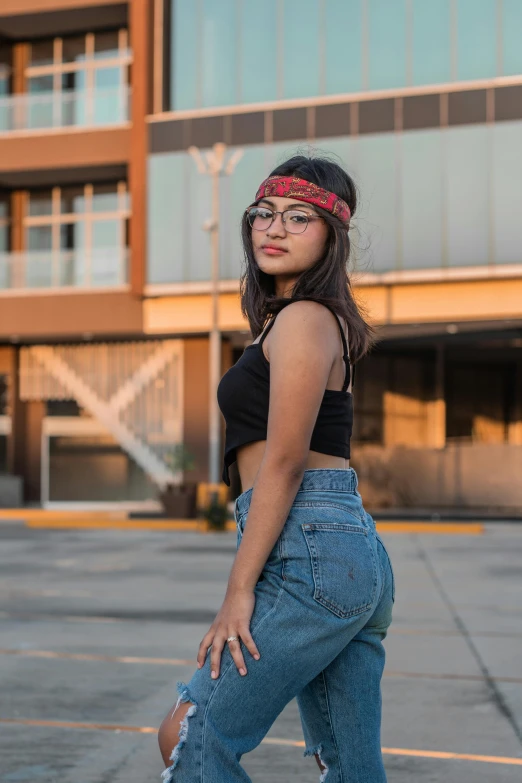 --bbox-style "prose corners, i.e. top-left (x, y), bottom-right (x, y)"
top-left (158, 154), bottom-right (395, 782)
